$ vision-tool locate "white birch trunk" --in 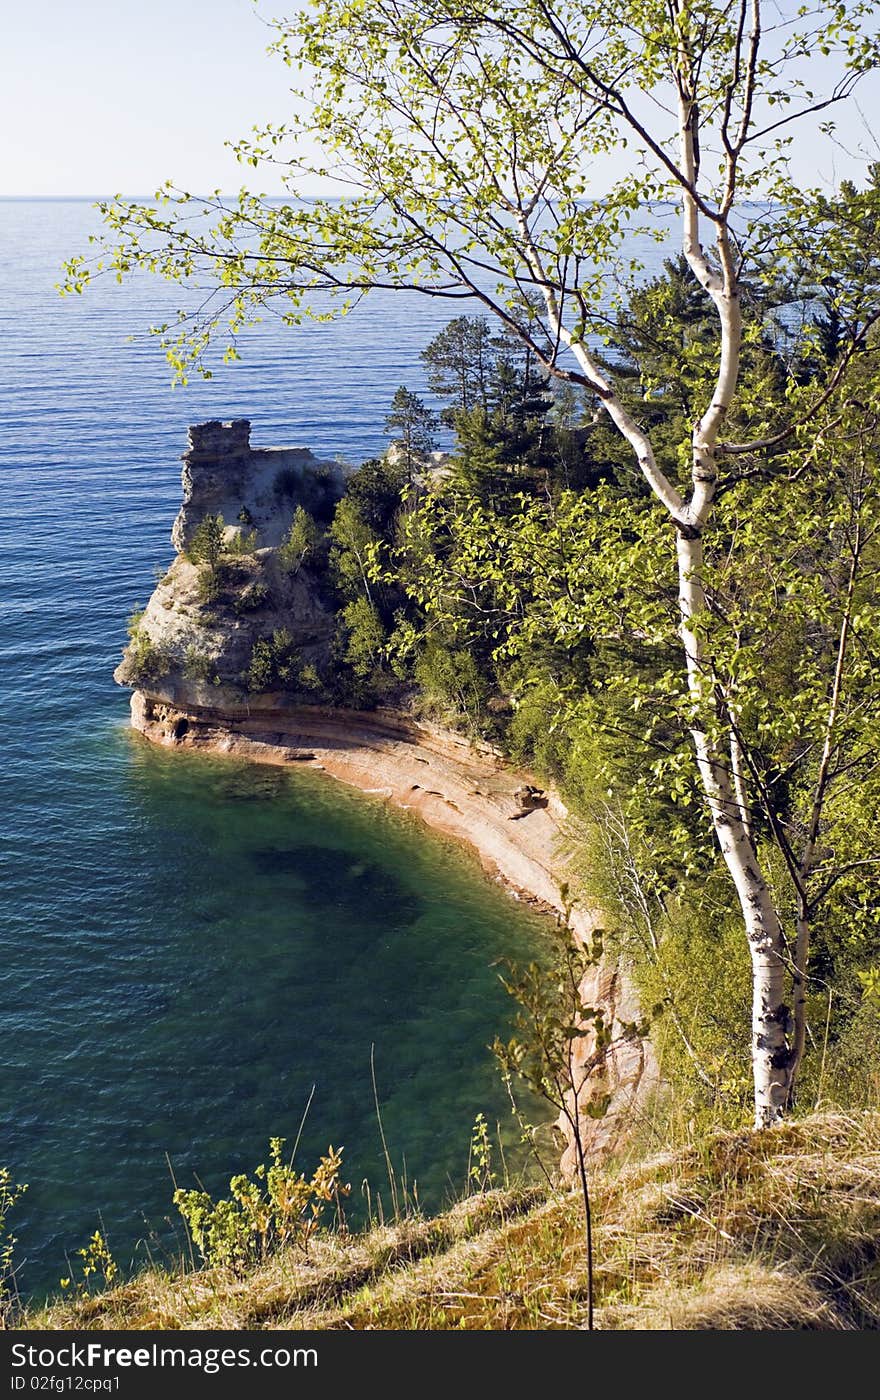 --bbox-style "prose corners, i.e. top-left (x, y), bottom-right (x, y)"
top-left (673, 62), bottom-right (793, 1124)
top-left (519, 33), bottom-right (796, 1124)
top-left (676, 531), bottom-right (791, 1125)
